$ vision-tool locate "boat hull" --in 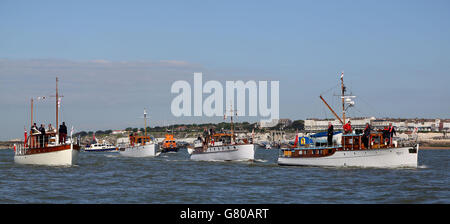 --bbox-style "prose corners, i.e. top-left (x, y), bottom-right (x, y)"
top-left (278, 146), bottom-right (419, 168)
top-left (161, 147), bottom-right (179, 153)
top-left (190, 144), bottom-right (255, 161)
top-left (84, 147), bottom-right (117, 152)
top-left (119, 144), bottom-right (159, 157)
top-left (14, 145), bottom-right (79, 166)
